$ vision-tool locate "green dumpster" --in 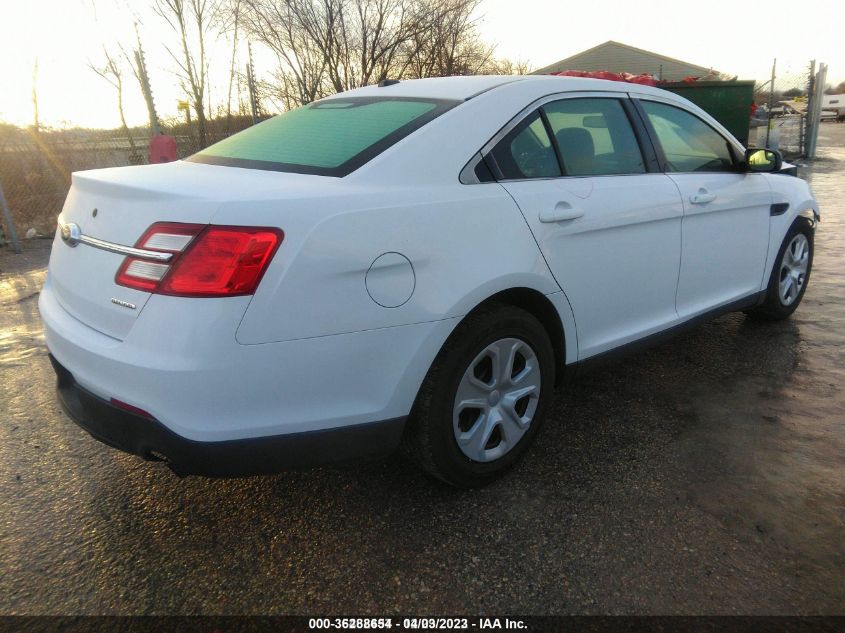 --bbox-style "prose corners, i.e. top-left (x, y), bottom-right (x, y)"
top-left (661, 80), bottom-right (755, 146)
